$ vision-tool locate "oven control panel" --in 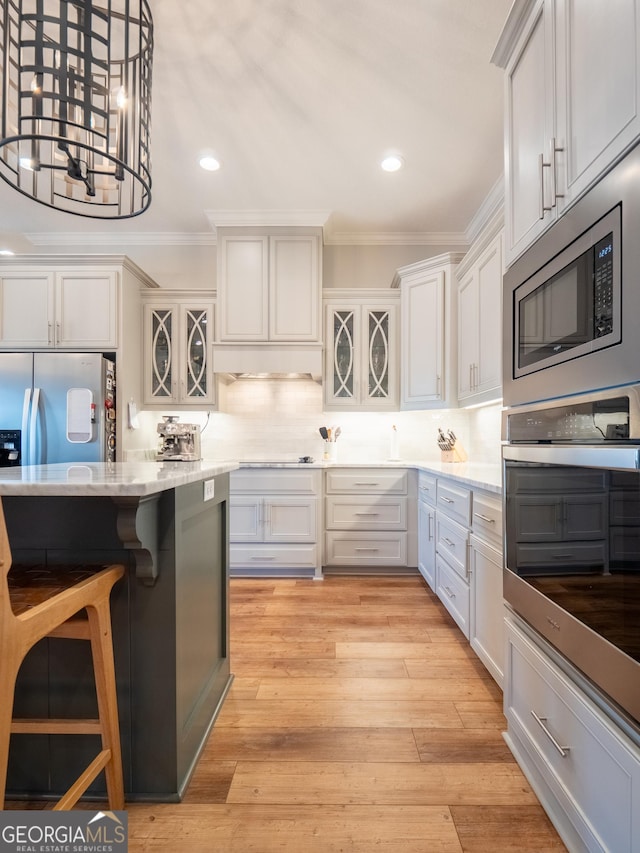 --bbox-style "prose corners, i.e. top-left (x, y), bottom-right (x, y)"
top-left (505, 394), bottom-right (631, 443)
